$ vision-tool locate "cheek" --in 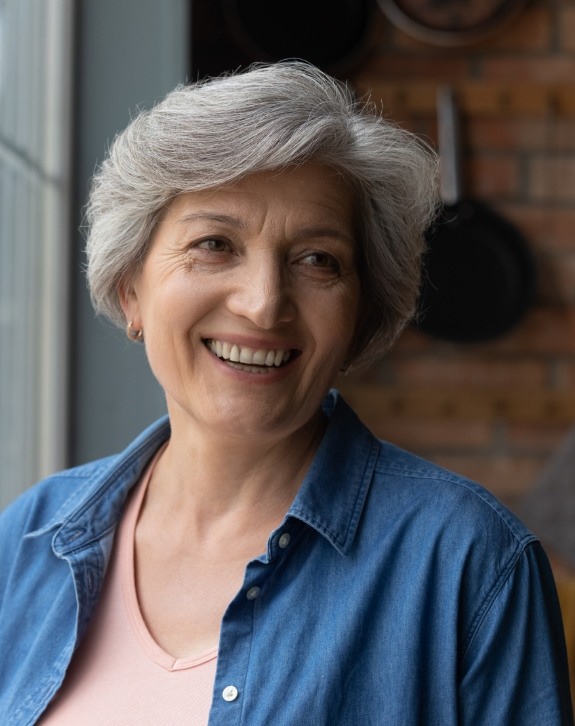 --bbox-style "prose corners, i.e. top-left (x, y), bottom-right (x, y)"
top-left (314, 291), bottom-right (360, 359)
top-left (336, 282), bottom-right (361, 338)
top-left (139, 274), bottom-right (207, 329)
